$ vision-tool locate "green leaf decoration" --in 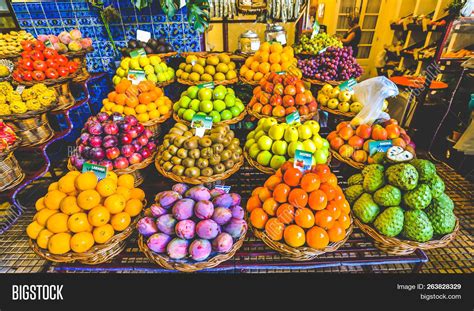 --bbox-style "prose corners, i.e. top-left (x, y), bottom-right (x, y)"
top-left (187, 0), bottom-right (210, 33)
